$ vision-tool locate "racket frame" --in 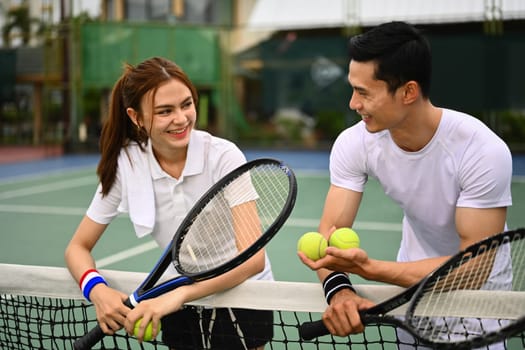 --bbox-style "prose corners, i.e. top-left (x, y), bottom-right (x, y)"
top-left (171, 158), bottom-right (297, 281)
top-left (404, 228), bottom-right (525, 349)
top-left (74, 158), bottom-right (297, 349)
top-left (300, 228), bottom-right (525, 349)
top-left (132, 158), bottom-right (297, 304)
